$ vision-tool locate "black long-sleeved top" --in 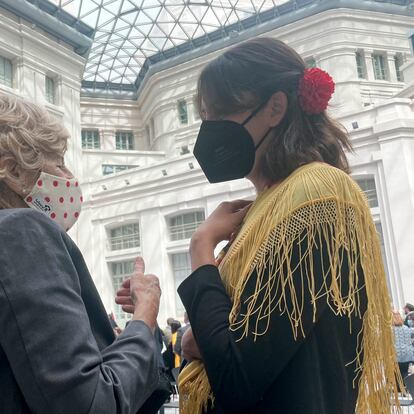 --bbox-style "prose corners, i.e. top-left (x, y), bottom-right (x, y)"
top-left (178, 233), bottom-right (367, 414)
top-left (0, 209), bottom-right (159, 414)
